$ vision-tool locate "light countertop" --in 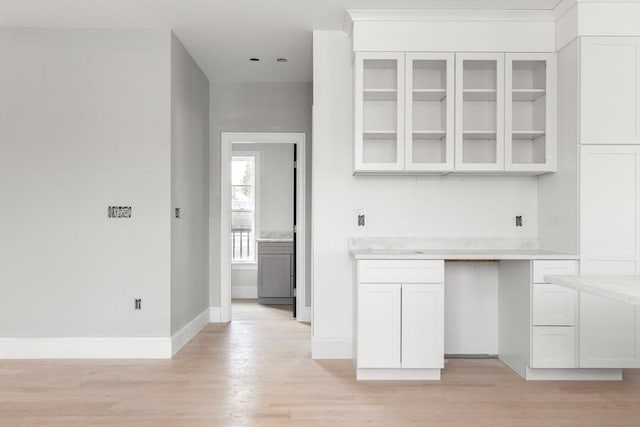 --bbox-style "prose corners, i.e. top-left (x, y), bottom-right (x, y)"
top-left (350, 248), bottom-right (578, 261)
top-left (545, 275), bottom-right (640, 306)
top-left (257, 238), bottom-right (293, 243)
